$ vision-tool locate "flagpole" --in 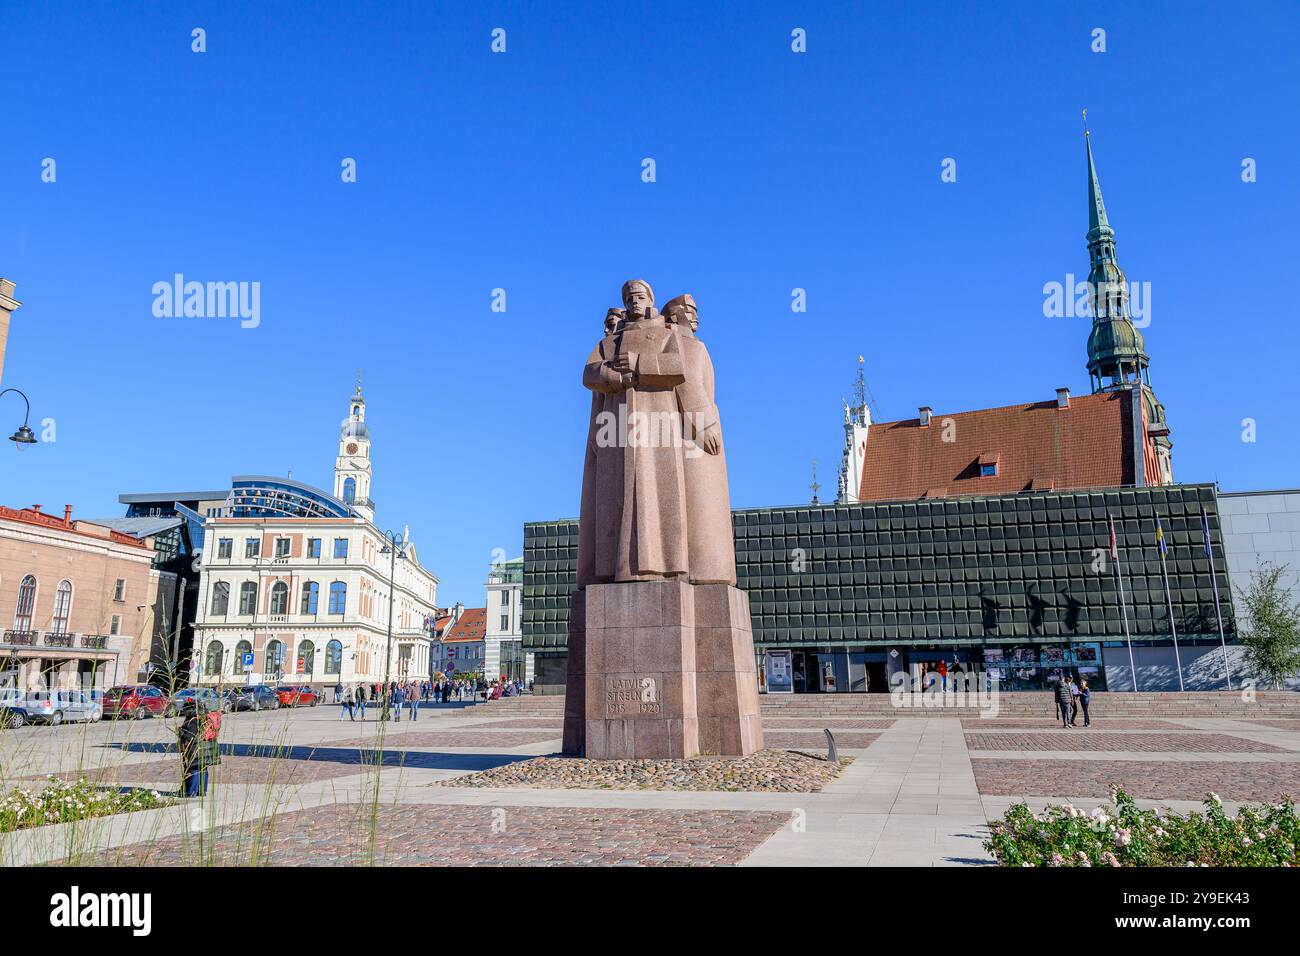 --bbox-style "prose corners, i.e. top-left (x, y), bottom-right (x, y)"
top-left (1111, 515), bottom-right (1138, 692)
top-left (1155, 514), bottom-right (1185, 691)
top-left (1203, 506), bottom-right (1233, 690)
